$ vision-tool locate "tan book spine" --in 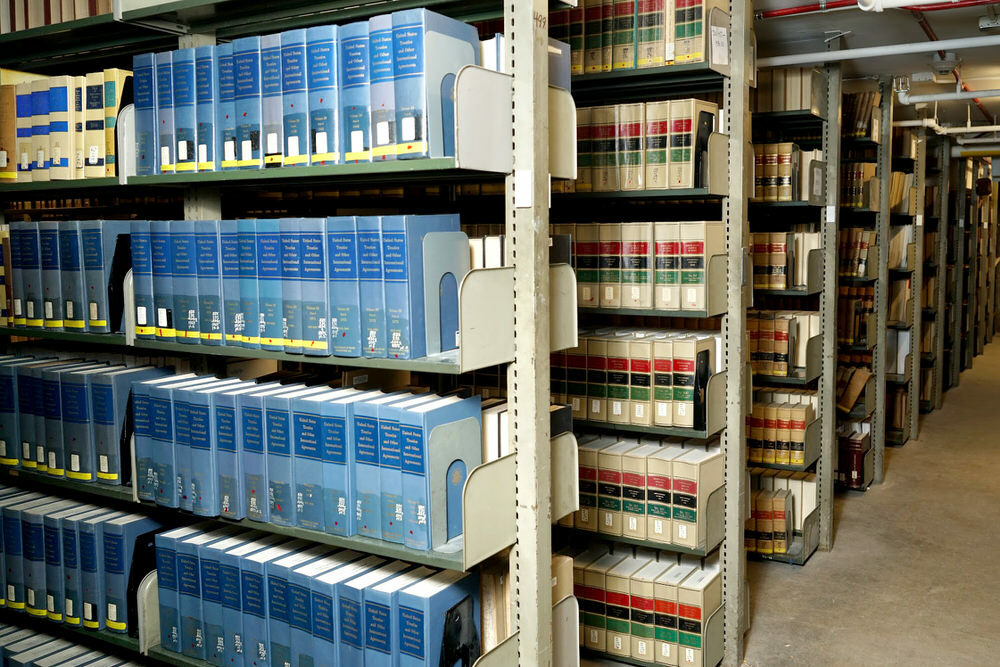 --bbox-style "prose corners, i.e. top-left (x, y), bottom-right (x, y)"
top-left (772, 490), bottom-right (790, 553)
top-left (777, 141), bottom-right (794, 201)
top-left (756, 491), bottom-right (774, 554)
top-left (789, 404), bottom-right (808, 466)
top-left (653, 337), bottom-right (673, 426)
top-left (654, 221), bottom-right (680, 309)
top-left (770, 68), bottom-right (786, 112)
top-left (667, 98), bottom-right (692, 189)
top-left (785, 67), bottom-right (802, 111)
top-left (775, 404), bottom-right (792, 465)
top-left (598, 443), bottom-right (637, 535)
top-left (0, 85), bottom-right (15, 182)
top-left (576, 106), bottom-right (594, 192)
top-left (621, 221), bottom-right (654, 307)
top-left (763, 142), bottom-right (778, 201)
top-left (646, 452), bottom-right (672, 543)
top-left (748, 403), bottom-right (764, 463)
top-left (629, 336), bottom-right (653, 425)
top-left (565, 338), bottom-right (589, 419)
top-left (772, 316), bottom-right (790, 377)
top-left (768, 231), bottom-right (788, 290)
top-left (617, 102), bottom-right (645, 190)
top-left (621, 448), bottom-right (652, 539)
top-left (762, 404), bottom-right (778, 464)
top-left (677, 570), bottom-right (722, 665)
top-left (15, 82), bottom-right (32, 183)
top-left (599, 222), bottom-right (623, 307)
top-left (606, 337), bottom-right (631, 423)
top-left (752, 143), bottom-right (764, 201)
top-left (644, 101), bottom-right (670, 189)
top-left (591, 105), bottom-right (619, 192)
top-left (671, 337), bottom-right (696, 427)
top-left (583, 554), bottom-right (626, 650)
top-left (587, 335), bottom-right (609, 422)
top-left (757, 314), bottom-right (774, 375)
top-left (576, 222), bottom-right (601, 307)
